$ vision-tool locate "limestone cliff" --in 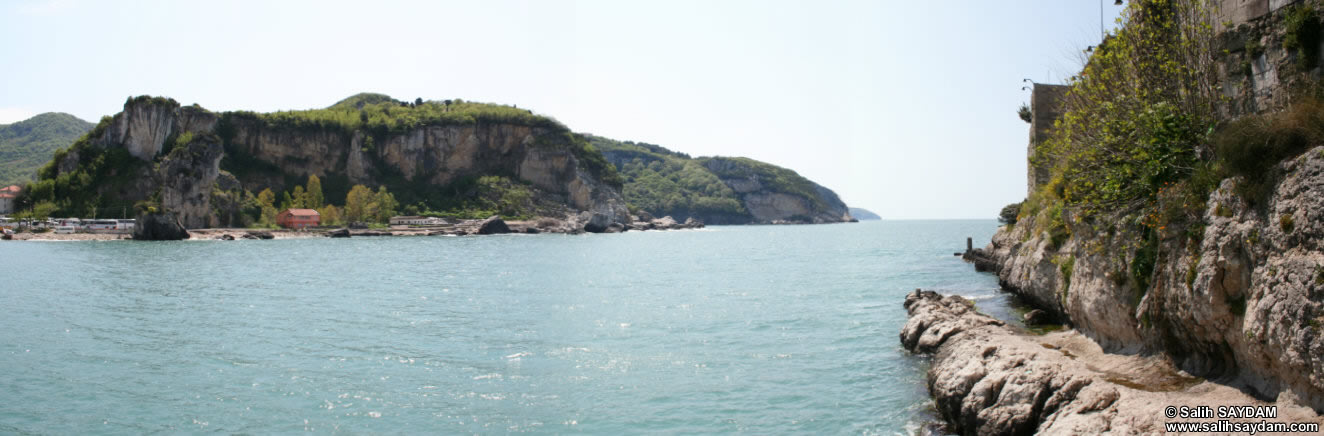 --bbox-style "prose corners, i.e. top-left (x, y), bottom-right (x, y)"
top-left (39, 95), bottom-right (629, 229)
top-left (900, 290), bottom-right (1320, 434)
top-left (971, 146), bottom-right (1324, 413)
